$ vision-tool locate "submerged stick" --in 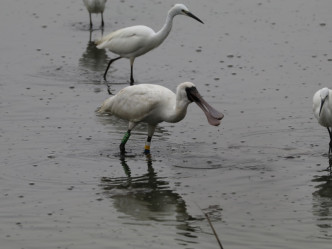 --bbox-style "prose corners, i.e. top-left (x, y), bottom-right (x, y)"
top-left (195, 203), bottom-right (224, 249)
top-left (204, 212), bottom-right (224, 249)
